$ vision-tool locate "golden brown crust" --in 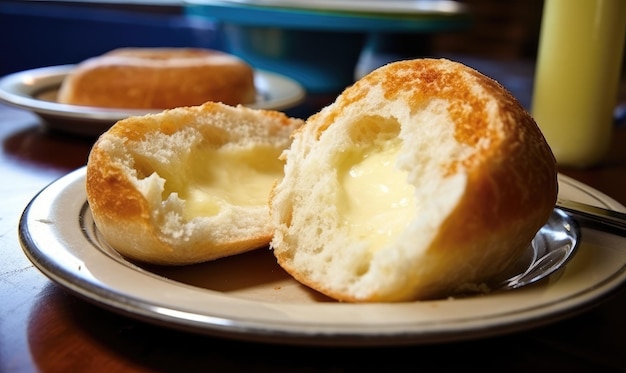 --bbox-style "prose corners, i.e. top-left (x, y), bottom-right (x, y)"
top-left (58, 48), bottom-right (257, 109)
top-left (269, 58), bottom-right (557, 302)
